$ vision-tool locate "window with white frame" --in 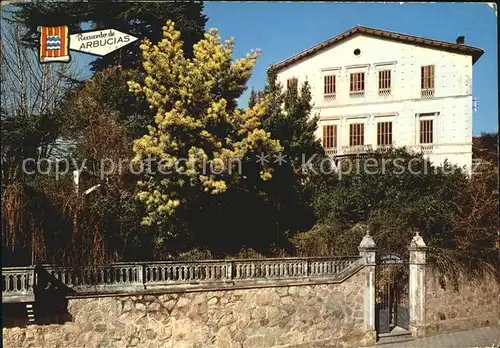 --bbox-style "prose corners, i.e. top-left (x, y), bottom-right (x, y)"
top-left (324, 75), bottom-right (336, 96)
top-left (419, 119), bottom-right (433, 144)
top-left (378, 70), bottom-right (391, 96)
top-left (421, 65), bottom-right (435, 98)
top-left (322, 124), bottom-right (337, 148)
top-left (377, 121), bottom-right (393, 146)
top-left (349, 123), bottom-right (364, 146)
top-left (350, 72), bottom-right (365, 97)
